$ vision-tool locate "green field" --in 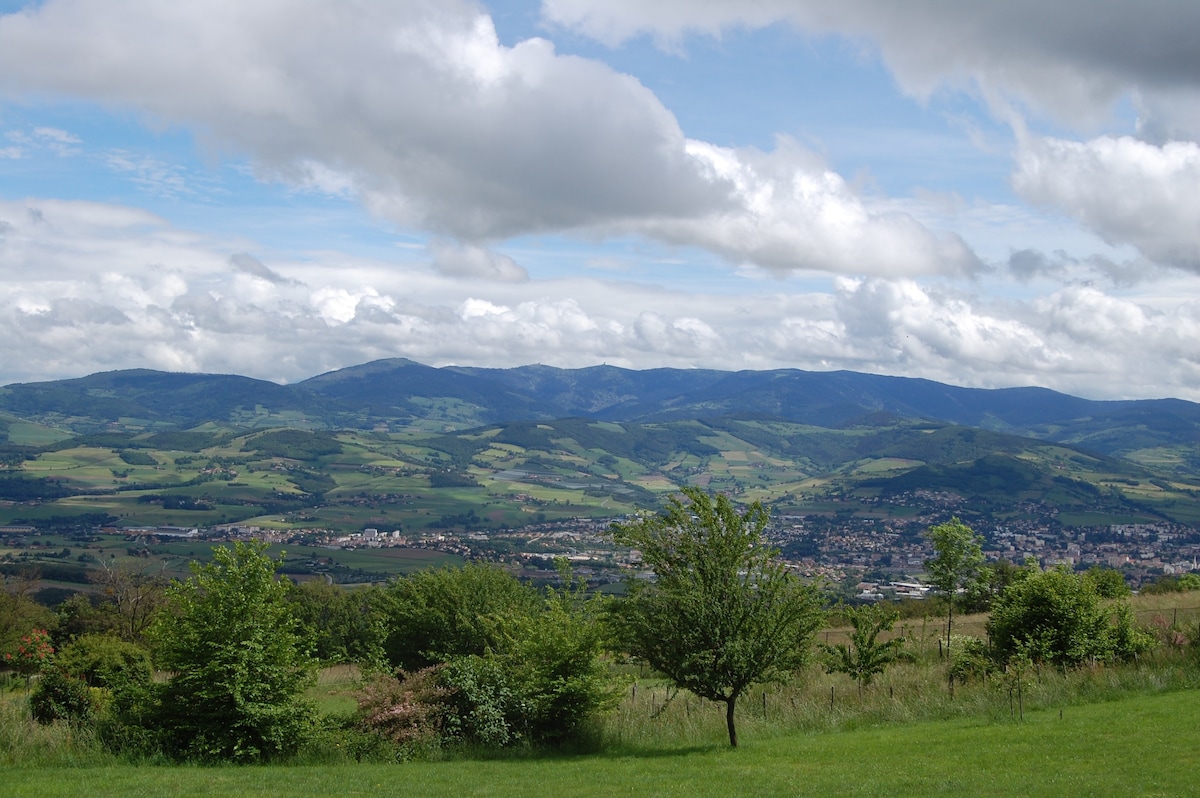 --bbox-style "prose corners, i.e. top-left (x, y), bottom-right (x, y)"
top-left (5, 415), bottom-right (1200, 540)
top-left (5, 688), bottom-right (1197, 796)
